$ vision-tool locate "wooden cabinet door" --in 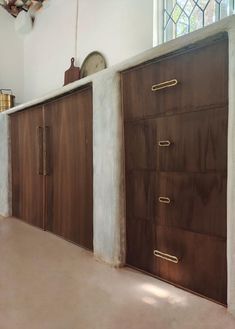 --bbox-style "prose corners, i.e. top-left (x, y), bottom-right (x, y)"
top-left (123, 37), bottom-right (228, 304)
top-left (156, 172), bottom-right (227, 238)
top-left (126, 170), bottom-right (227, 238)
top-left (125, 108), bottom-right (228, 172)
top-left (122, 37), bottom-right (228, 121)
top-left (11, 107), bottom-right (44, 229)
top-left (156, 108), bottom-right (227, 172)
top-left (44, 87), bottom-right (93, 250)
top-left (153, 226), bottom-right (227, 304)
